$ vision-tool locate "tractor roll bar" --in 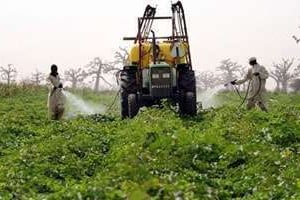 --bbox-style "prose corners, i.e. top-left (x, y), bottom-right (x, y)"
top-left (171, 1), bottom-right (192, 68)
